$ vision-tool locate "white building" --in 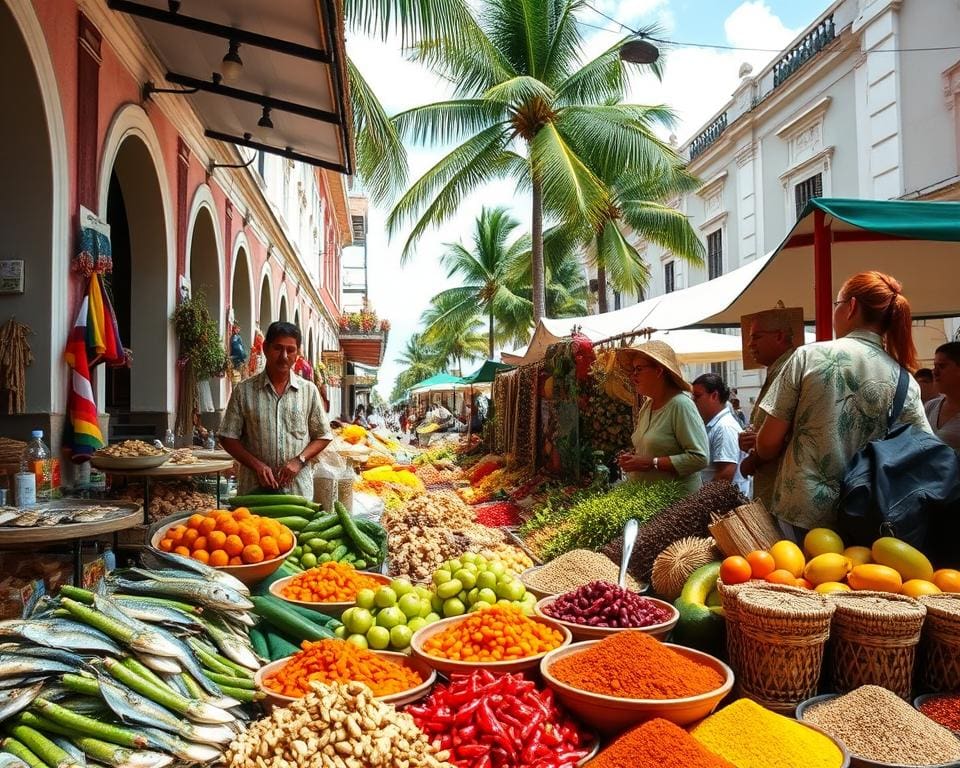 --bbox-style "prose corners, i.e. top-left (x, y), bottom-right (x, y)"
top-left (599, 0), bottom-right (960, 413)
